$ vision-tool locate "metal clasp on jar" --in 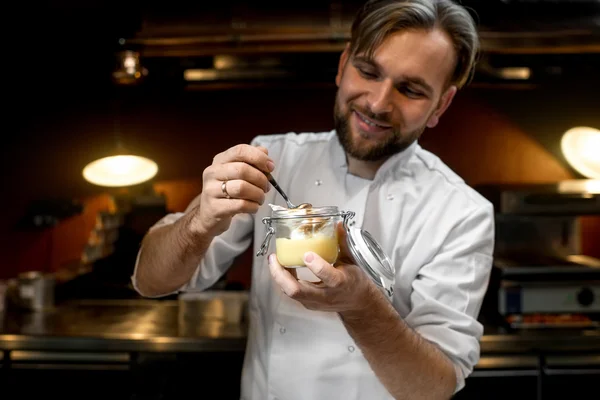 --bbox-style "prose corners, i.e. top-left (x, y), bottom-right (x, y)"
top-left (341, 210), bottom-right (355, 229)
top-left (256, 217), bottom-right (275, 257)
